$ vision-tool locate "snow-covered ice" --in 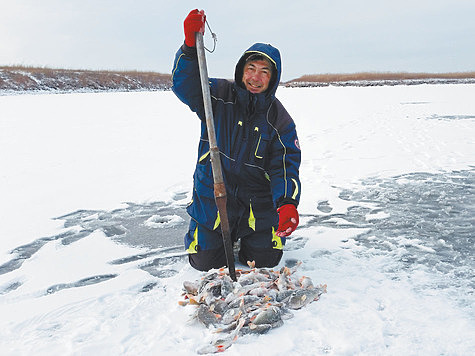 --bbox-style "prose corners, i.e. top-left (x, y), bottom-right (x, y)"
top-left (0, 84), bottom-right (474, 355)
